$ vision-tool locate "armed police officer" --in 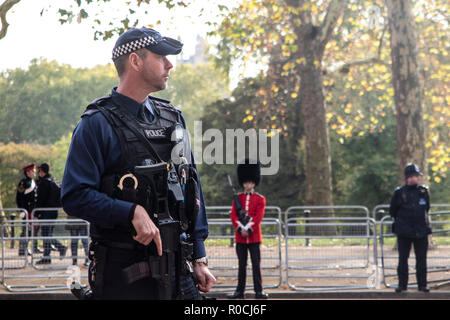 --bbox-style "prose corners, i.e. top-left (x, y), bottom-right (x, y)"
top-left (62, 28), bottom-right (215, 300)
top-left (389, 163), bottom-right (431, 293)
